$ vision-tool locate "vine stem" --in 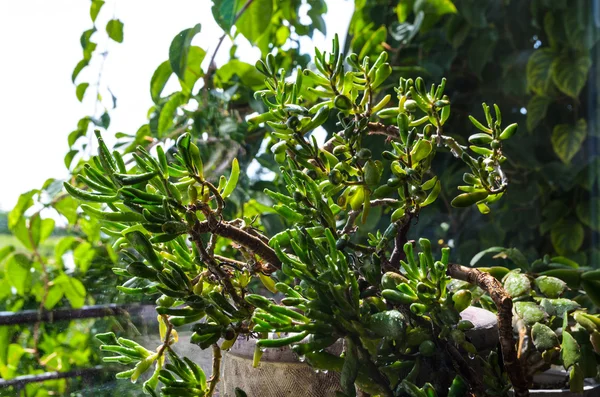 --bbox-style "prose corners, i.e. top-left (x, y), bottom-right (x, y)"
top-left (446, 264), bottom-right (529, 397)
top-left (203, 0), bottom-right (256, 88)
